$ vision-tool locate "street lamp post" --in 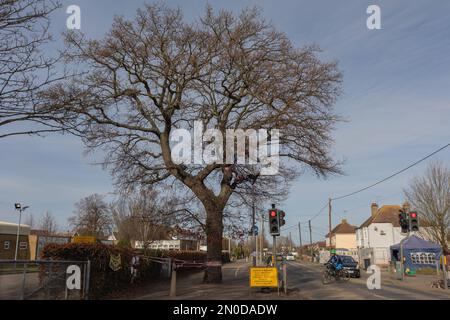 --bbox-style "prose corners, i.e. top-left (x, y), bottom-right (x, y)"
top-left (14, 203), bottom-right (29, 261)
